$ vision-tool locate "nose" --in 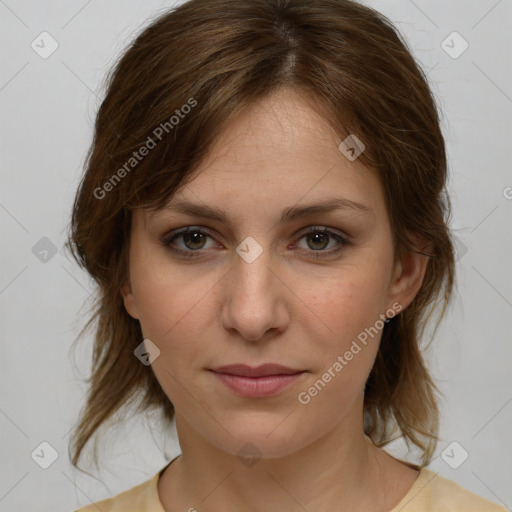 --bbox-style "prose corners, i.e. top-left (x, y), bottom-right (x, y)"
top-left (220, 245), bottom-right (290, 343)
